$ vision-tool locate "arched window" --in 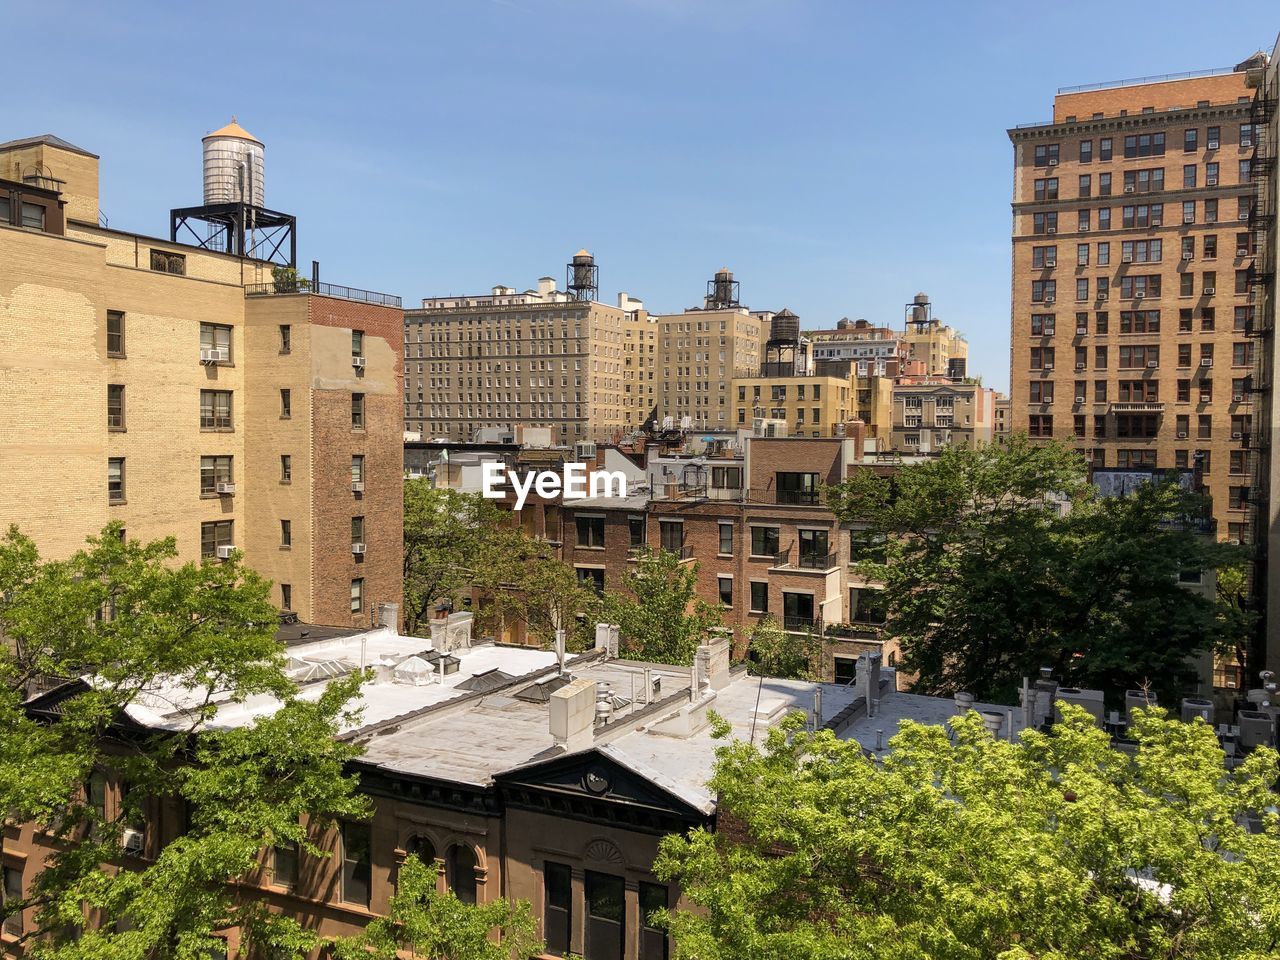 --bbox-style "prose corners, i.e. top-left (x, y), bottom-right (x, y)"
top-left (447, 844), bottom-right (477, 904)
top-left (408, 835), bottom-right (436, 866)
